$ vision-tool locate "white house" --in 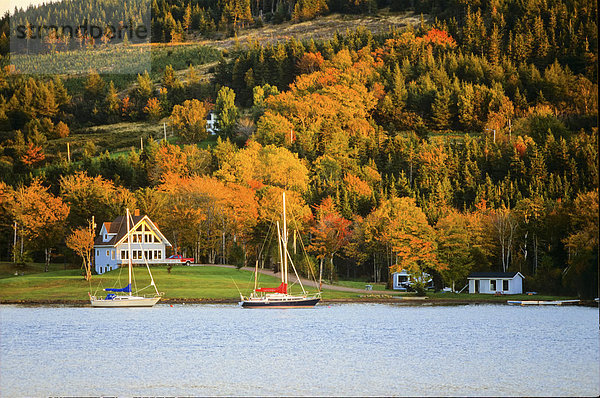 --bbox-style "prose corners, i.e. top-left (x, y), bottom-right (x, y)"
top-left (93, 210), bottom-right (172, 275)
top-left (206, 112), bottom-right (218, 135)
top-left (468, 272), bottom-right (524, 294)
